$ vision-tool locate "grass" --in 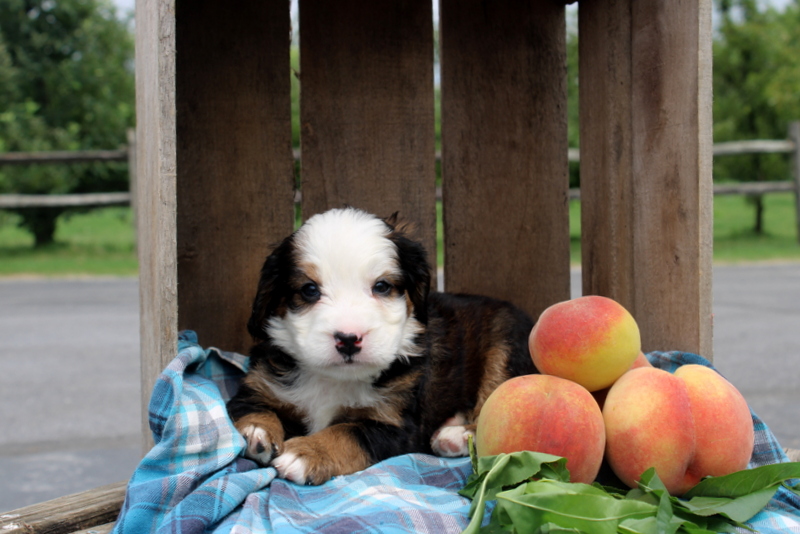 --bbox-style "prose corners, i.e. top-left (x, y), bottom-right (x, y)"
top-left (567, 192), bottom-right (800, 266)
top-left (0, 207), bottom-right (138, 276)
top-left (0, 193), bottom-right (799, 277)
